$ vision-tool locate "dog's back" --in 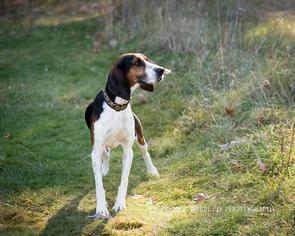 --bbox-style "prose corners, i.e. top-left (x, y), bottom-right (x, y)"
top-left (85, 91), bottom-right (104, 130)
top-left (85, 102), bottom-right (93, 129)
